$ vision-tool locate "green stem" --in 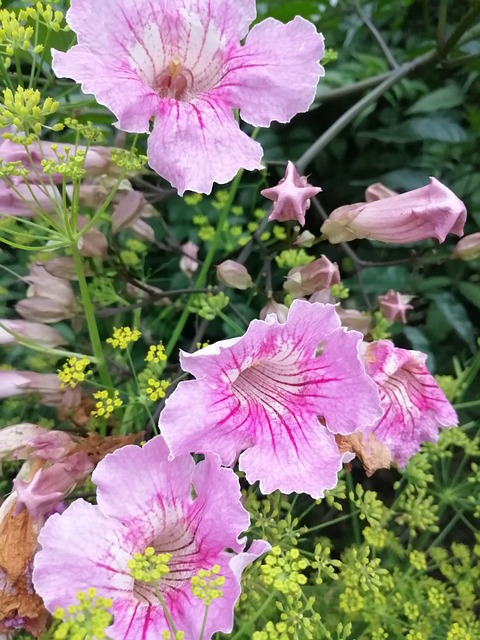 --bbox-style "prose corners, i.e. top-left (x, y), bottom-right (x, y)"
top-left (165, 168), bottom-right (244, 358)
top-left (198, 604), bottom-right (210, 640)
top-left (71, 243), bottom-right (113, 394)
top-left (346, 473), bottom-right (362, 545)
top-left (230, 590), bottom-right (275, 640)
top-left (153, 583), bottom-right (177, 635)
top-left (296, 49), bottom-right (437, 172)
